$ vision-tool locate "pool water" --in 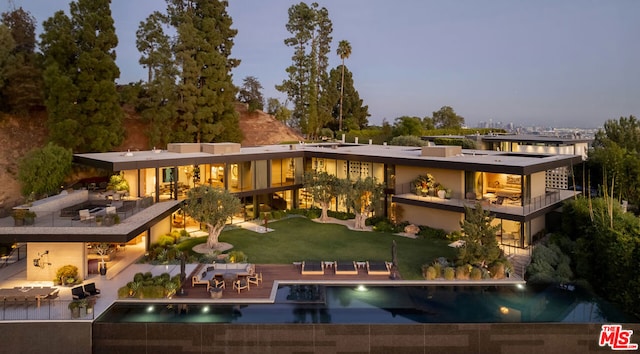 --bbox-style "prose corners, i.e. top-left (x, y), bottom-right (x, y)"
top-left (95, 285), bottom-right (637, 324)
